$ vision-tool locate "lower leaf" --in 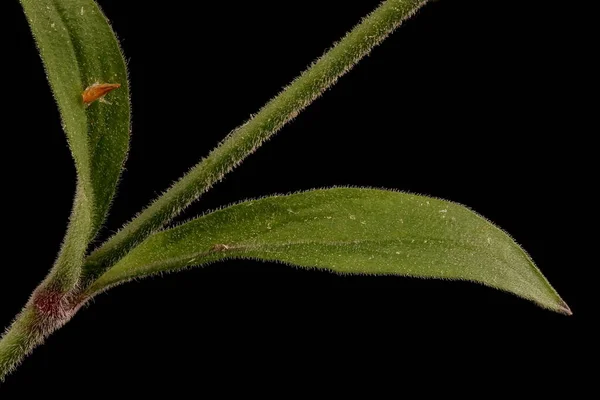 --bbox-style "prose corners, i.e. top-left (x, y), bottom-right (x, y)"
top-left (87, 188), bottom-right (570, 314)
